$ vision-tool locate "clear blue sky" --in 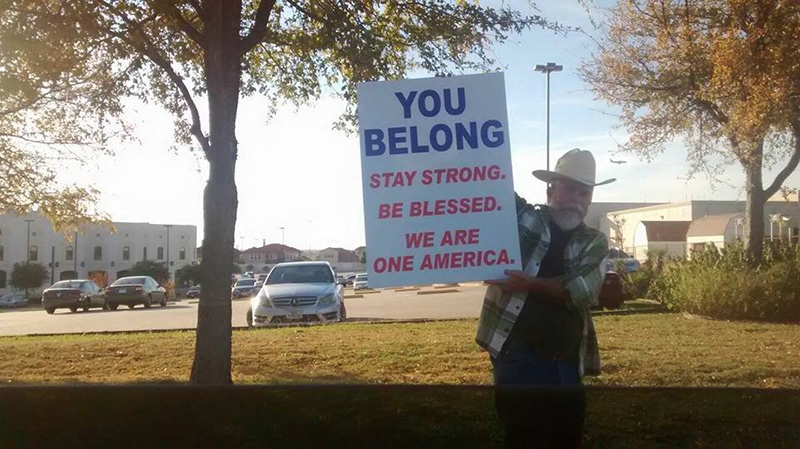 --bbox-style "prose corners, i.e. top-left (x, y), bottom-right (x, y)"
top-left (63, 0), bottom-right (799, 250)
